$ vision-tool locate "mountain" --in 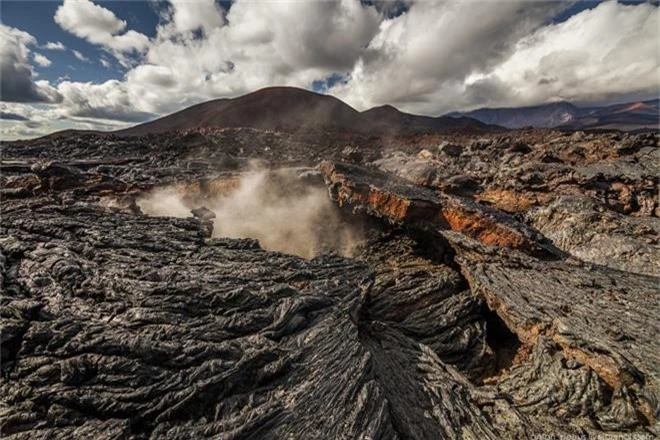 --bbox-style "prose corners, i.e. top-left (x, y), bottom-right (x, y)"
top-left (448, 99), bottom-right (659, 131)
top-left (447, 102), bottom-right (580, 129)
top-left (115, 87), bottom-right (497, 137)
top-left (116, 87), bottom-right (361, 136)
top-left (360, 104), bottom-right (496, 134)
top-left (564, 99), bottom-right (659, 131)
